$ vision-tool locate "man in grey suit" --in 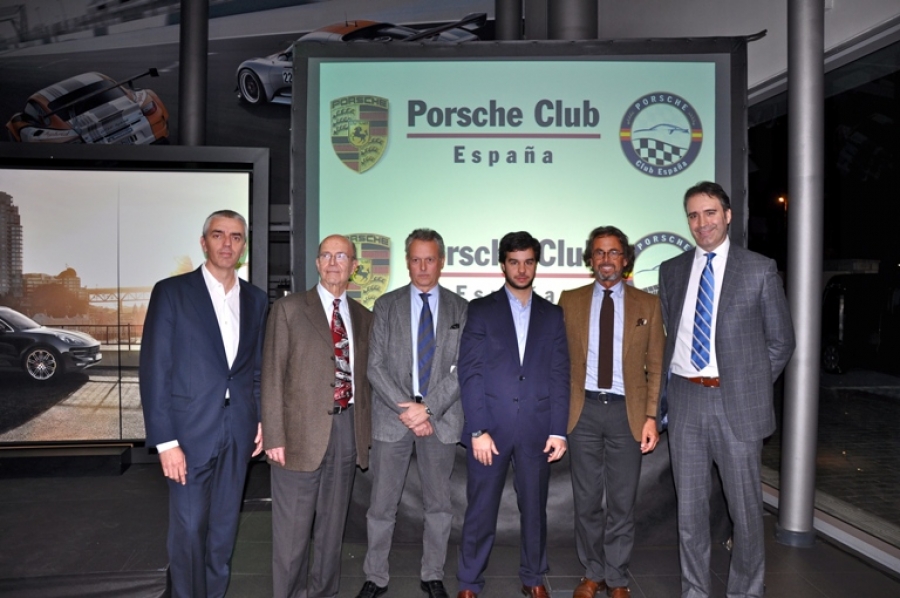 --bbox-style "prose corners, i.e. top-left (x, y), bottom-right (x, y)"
top-left (262, 234), bottom-right (373, 598)
top-left (658, 181), bottom-right (795, 598)
top-left (356, 229), bottom-right (468, 598)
